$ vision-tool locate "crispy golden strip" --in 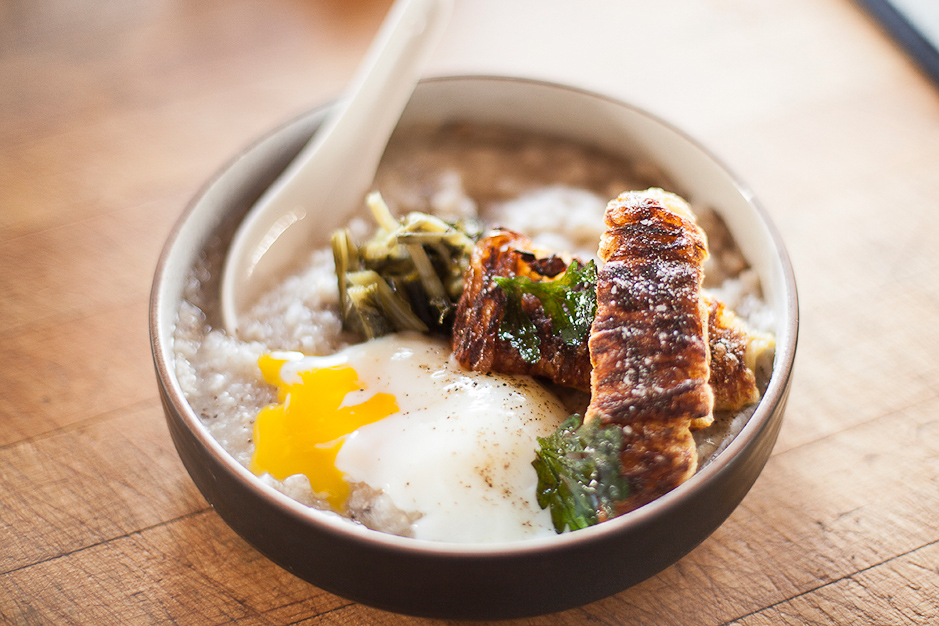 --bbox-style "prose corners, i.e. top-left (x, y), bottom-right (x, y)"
top-left (706, 296), bottom-right (761, 412)
top-left (451, 230), bottom-right (592, 390)
top-left (585, 189), bottom-right (713, 513)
